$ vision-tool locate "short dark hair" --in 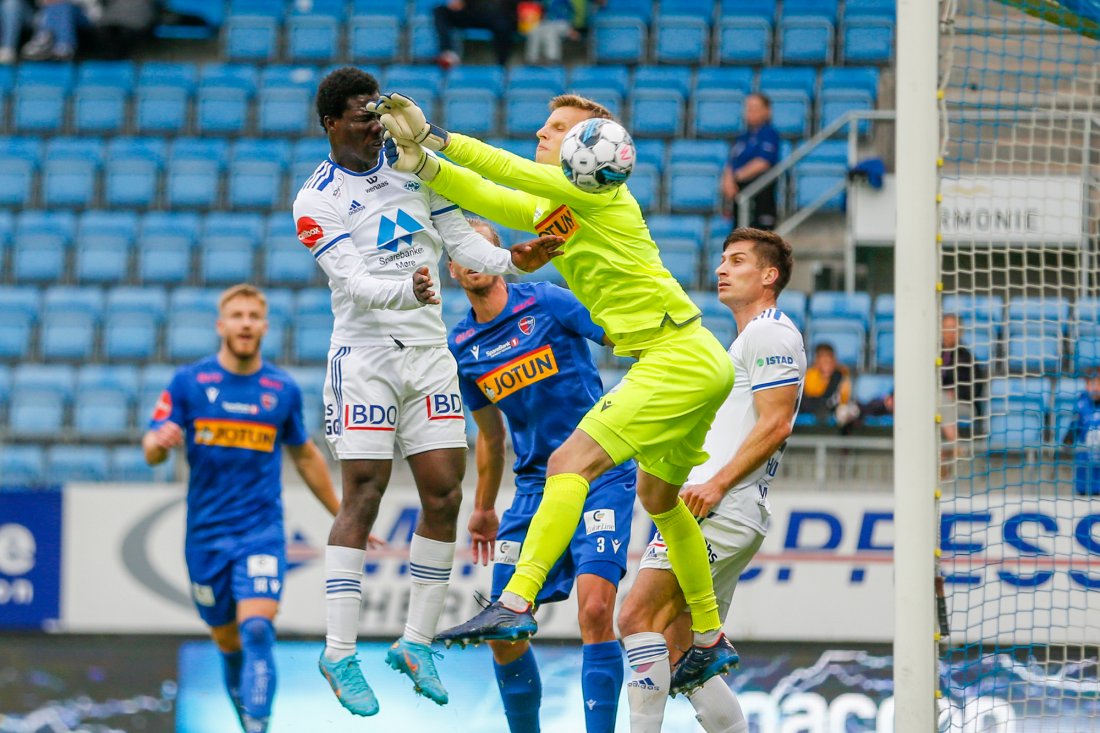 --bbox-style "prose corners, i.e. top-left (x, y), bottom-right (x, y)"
top-left (815, 342), bottom-right (835, 357)
top-left (724, 227), bottom-right (794, 294)
top-left (315, 67), bottom-right (380, 131)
